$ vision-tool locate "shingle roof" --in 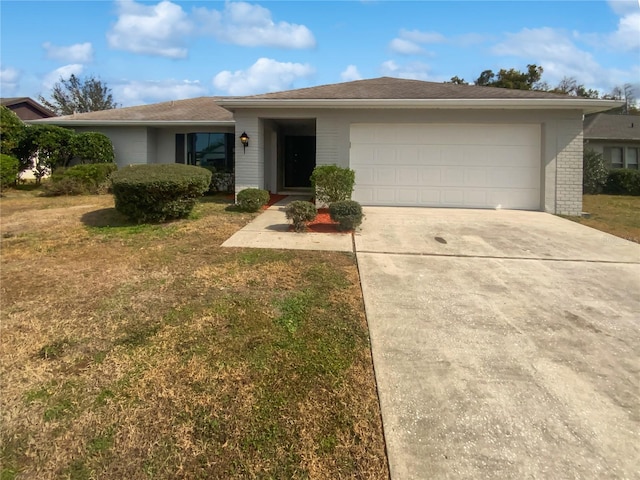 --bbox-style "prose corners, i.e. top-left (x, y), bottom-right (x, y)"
top-left (235, 77), bottom-right (577, 100)
top-left (584, 113), bottom-right (640, 141)
top-left (48, 97), bottom-right (233, 122)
